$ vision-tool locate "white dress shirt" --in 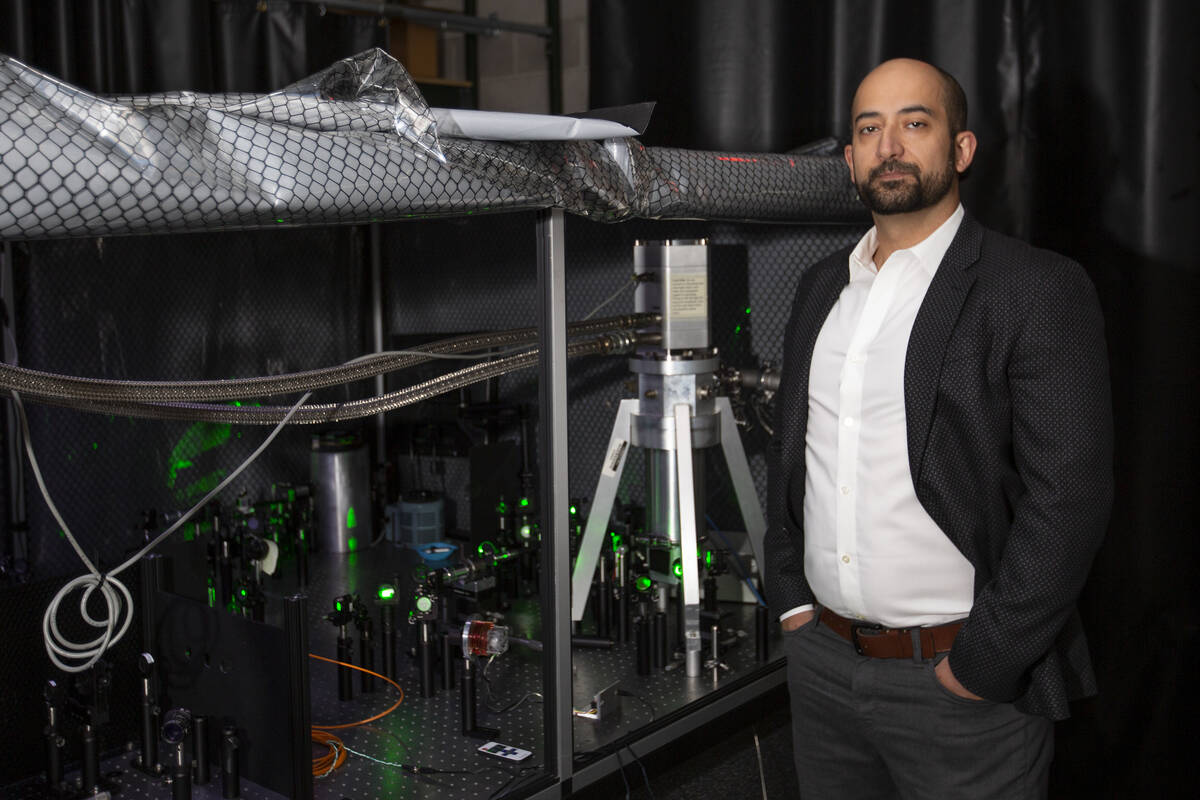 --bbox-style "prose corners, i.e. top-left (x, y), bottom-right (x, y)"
top-left (786, 205), bottom-right (974, 628)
